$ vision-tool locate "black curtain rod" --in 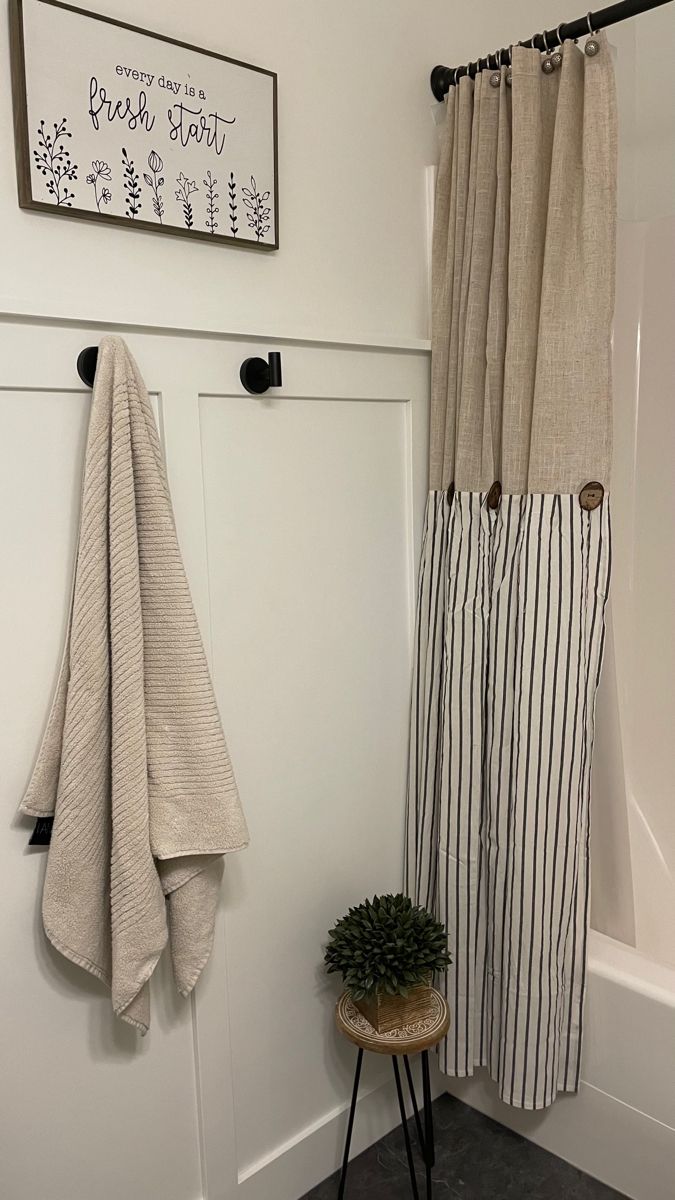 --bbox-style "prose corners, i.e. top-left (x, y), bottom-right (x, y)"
top-left (430, 0), bottom-right (674, 98)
